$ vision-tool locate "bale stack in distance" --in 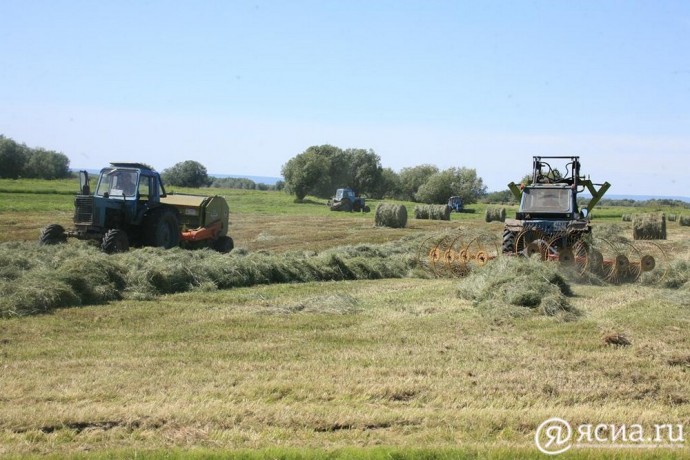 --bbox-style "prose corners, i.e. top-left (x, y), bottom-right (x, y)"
top-left (485, 207), bottom-right (507, 223)
top-left (632, 213), bottom-right (667, 240)
top-left (679, 215), bottom-right (690, 227)
top-left (414, 204), bottom-right (451, 221)
top-left (375, 203), bottom-right (407, 228)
